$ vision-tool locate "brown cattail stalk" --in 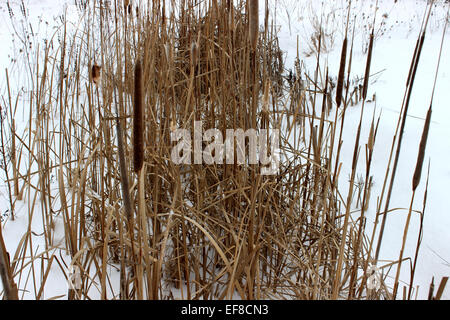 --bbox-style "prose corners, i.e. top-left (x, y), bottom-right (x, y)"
top-left (375, 28), bottom-right (426, 262)
top-left (428, 277), bottom-right (435, 300)
top-left (394, 106), bottom-right (431, 299)
top-left (409, 162), bottom-right (430, 299)
top-left (249, 0), bottom-right (259, 51)
top-left (409, 17), bottom-right (448, 298)
top-left (133, 60), bottom-right (144, 173)
top-left (393, 191), bottom-right (416, 299)
top-left (435, 277), bottom-right (449, 300)
top-left (371, 8), bottom-right (434, 277)
top-left (114, 96), bottom-right (134, 299)
top-left (116, 117), bottom-right (133, 222)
